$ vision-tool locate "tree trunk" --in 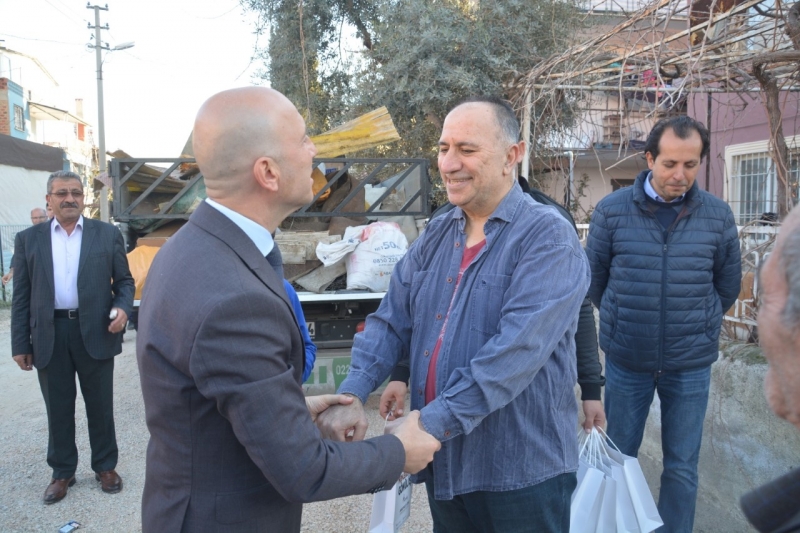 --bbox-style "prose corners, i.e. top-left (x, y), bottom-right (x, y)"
top-left (752, 51), bottom-right (800, 218)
